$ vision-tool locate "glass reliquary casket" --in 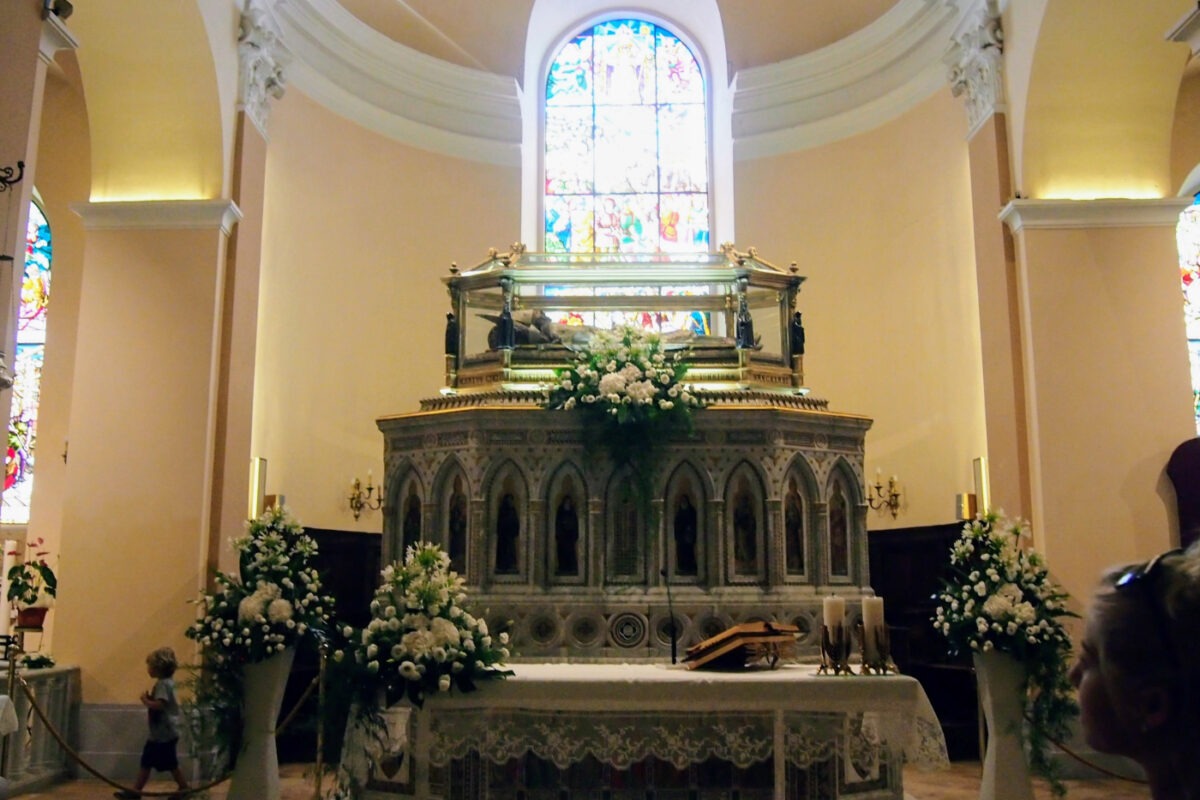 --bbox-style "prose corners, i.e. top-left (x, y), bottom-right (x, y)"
top-left (442, 243), bottom-right (808, 394)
